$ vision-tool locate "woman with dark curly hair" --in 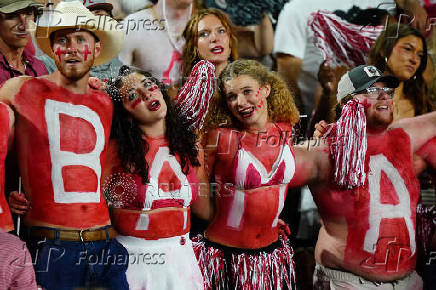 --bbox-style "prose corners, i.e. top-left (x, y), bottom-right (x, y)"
top-left (103, 66), bottom-right (212, 290)
top-left (195, 59), bottom-right (299, 289)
